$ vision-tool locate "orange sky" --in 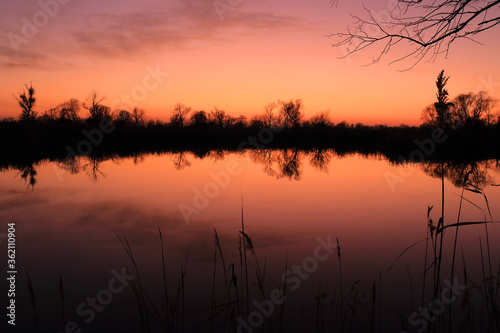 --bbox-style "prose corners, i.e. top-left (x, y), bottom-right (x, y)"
top-left (1, 0), bottom-right (499, 125)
